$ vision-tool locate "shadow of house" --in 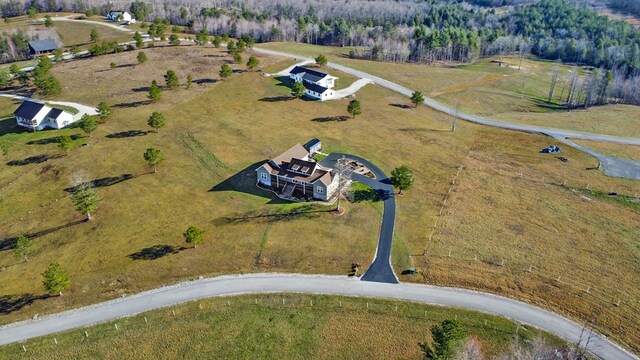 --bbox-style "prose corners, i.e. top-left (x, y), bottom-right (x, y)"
top-left (128, 244), bottom-right (186, 260)
top-left (64, 174), bottom-right (137, 193)
top-left (27, 134), bottom-right (82, 145)
top-left (0, 117), bottom-right (27, 136)
top-left (0, 293), bottom-right (50, 315)
top-left (209, 161), bottom-right (290, 204)
top-left (0, 219), bottom-right (86, 252)
top-left (106, 130), bottom-right (148, 138)
top-left (311, 116), bottom-right (350, 122)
